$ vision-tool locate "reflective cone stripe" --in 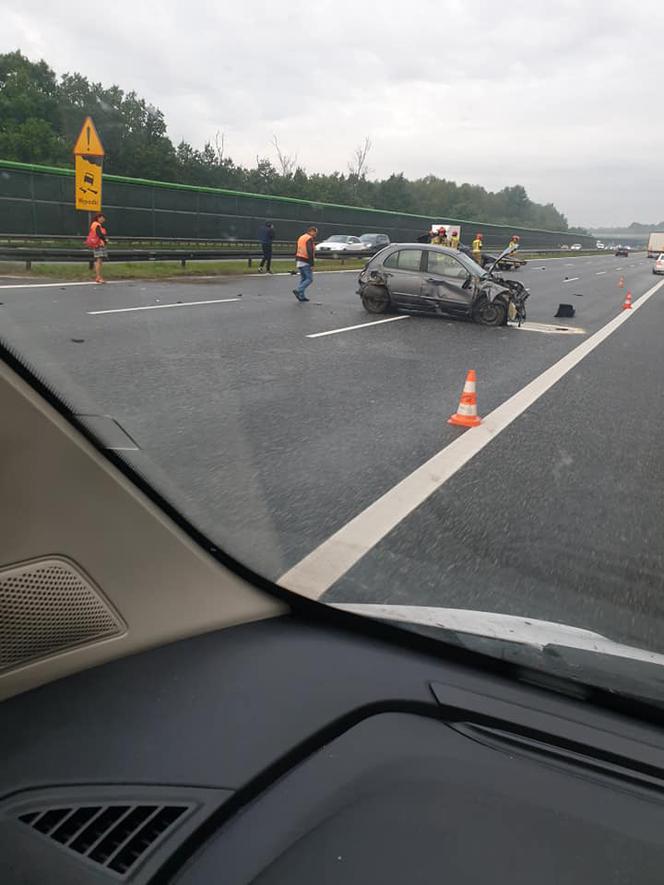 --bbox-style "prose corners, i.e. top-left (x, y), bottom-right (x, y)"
top-left (622, 290), bottom-right (632, 310)
top-left (448, 370), bottom-right (482, 427)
